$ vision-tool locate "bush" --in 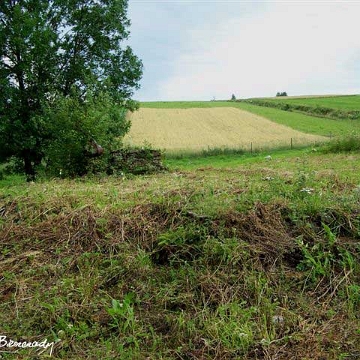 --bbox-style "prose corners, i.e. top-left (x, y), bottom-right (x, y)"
top-left (322, 134), bottom-right (360, 153)
top-left (40, 92), bottom-right (131, 177)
